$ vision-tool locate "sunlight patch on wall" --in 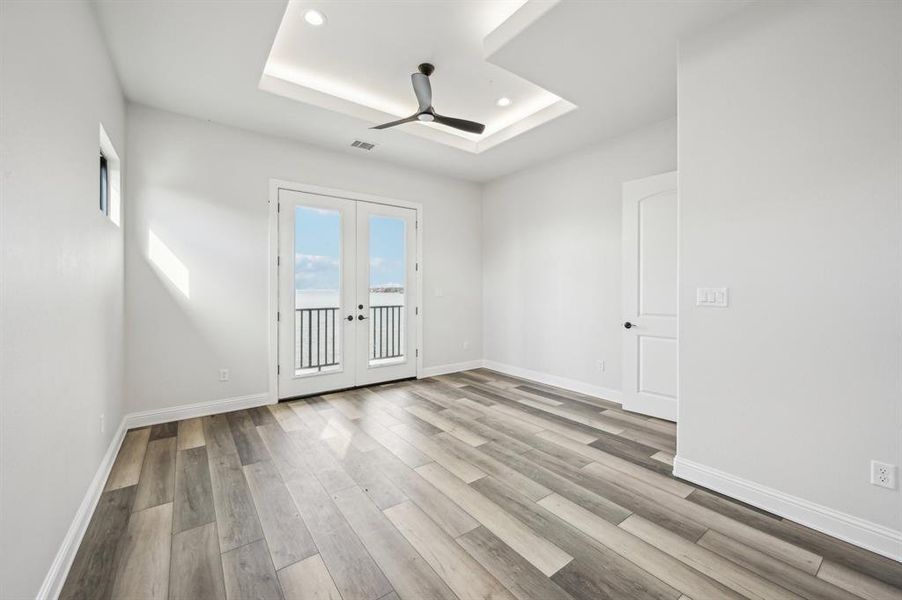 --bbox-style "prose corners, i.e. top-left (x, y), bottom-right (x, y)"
top-left (148, 229), bottom-right (190, 298)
